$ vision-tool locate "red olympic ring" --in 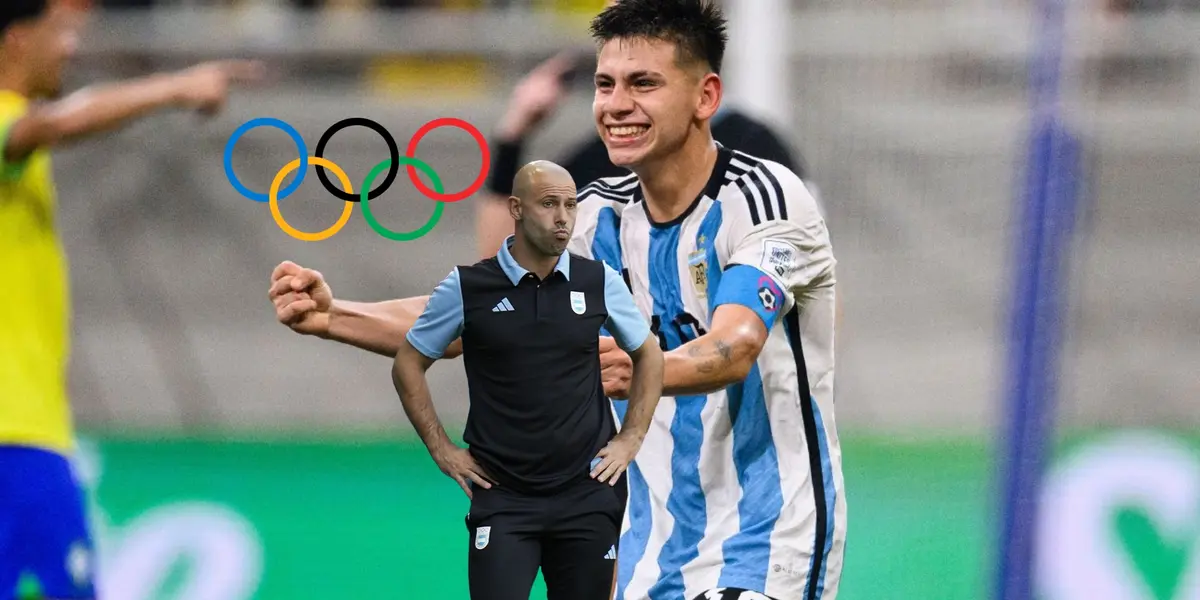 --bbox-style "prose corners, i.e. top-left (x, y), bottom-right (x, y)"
top-left (405, 117), bottom-right (490, 203)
